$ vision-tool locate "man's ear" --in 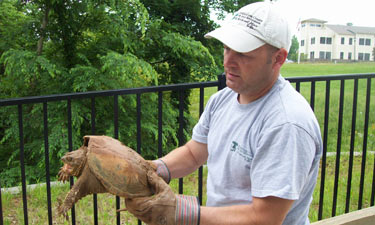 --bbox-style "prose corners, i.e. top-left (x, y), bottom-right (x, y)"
top-left (273, 48), bottom-right (288, 70)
